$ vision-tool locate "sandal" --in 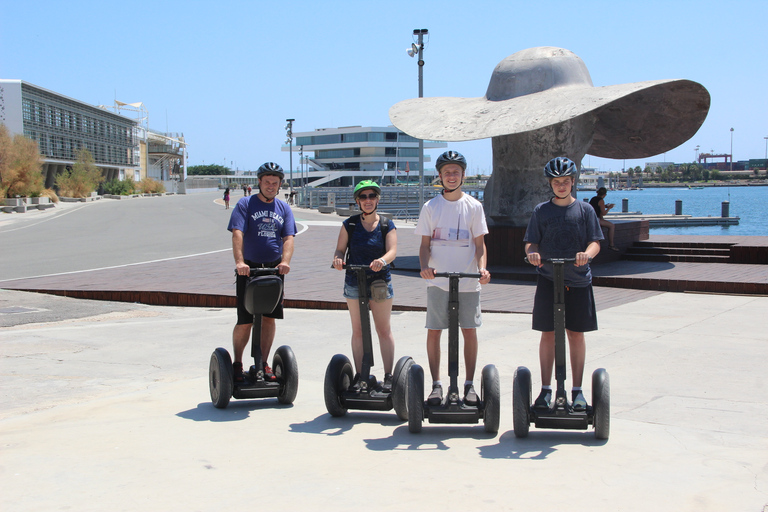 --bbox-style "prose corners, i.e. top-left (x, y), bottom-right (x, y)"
top-left (609, 245), bottom-right (620, 252)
